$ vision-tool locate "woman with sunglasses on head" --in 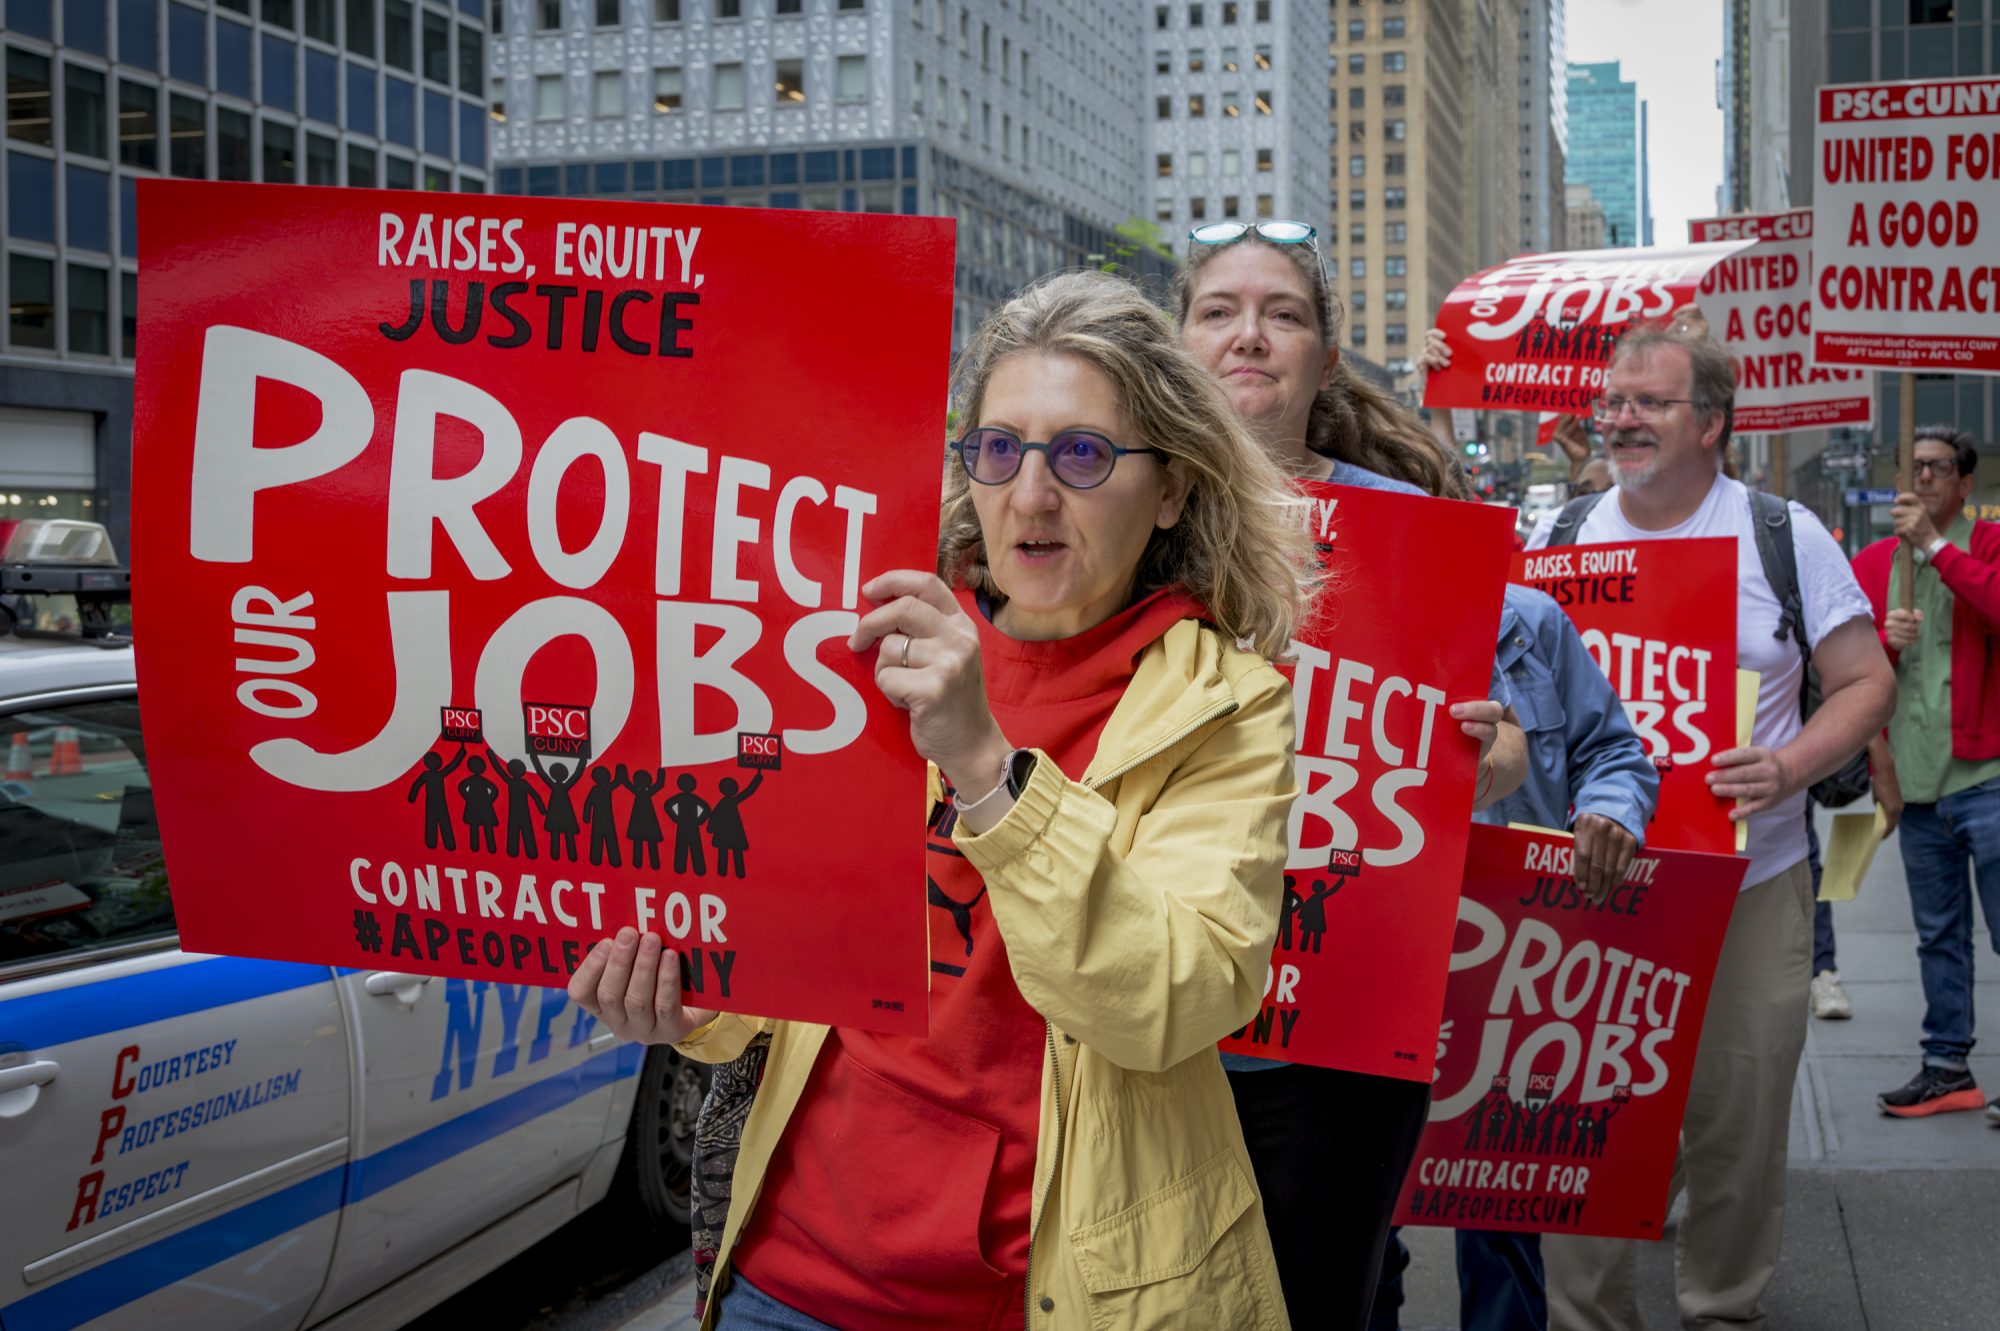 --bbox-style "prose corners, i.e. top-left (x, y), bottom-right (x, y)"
top-left (1171, 220), bottom-right (1528, 1331)
top-left (571, 270), bottom-right (1316, 1331)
